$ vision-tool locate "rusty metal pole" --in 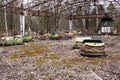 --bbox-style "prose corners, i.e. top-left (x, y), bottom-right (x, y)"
top-left (54, 0), bottom-right (57, 32)
top-left (20, 0), bottom-right (27, 36)
top-left (4, 0), bottom-right (8, 36)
